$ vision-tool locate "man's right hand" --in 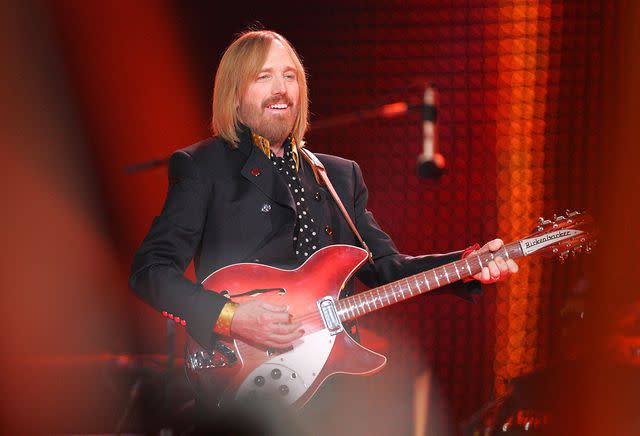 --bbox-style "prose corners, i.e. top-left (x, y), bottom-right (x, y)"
top-left (229, 300), bottom-right (304, 349)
